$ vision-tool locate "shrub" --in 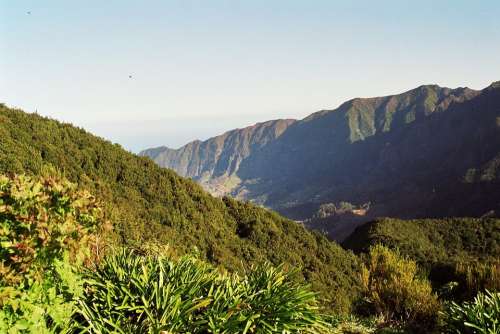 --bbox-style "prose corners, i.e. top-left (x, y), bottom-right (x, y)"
top-left (455, 261), bottom-right (500, 299)
top-left (74, 249), bottom-right (328, 333)
top-left (359, 245), bottom-right (440, 331)
top-left (0, 174), bottom-right (102, 332)
top-left (0, 257), bottom-right (82, 333)
top-left (443, 290), bottom-right (500, 334)
top-left (0, 174), bottom-right (102, 284)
